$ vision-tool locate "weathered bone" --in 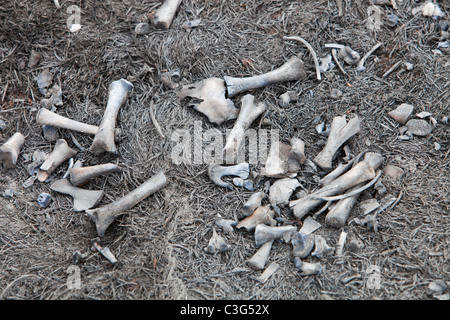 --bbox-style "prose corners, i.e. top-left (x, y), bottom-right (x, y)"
top-left (289, 161), bottom-right (375, 219)
top-left (204, 228), bottom-right (229, 254)
top-left (254, 224), bottom-right (297, 246)
top-left (223, 94), bottom-right (266, 160)
top-left (256, 262), bottom-right (279, 283)
top-left (91, 238), bottom-right (118, 265)
top-left (318, 151), bottom-right (364, 186)
top-left (242, 191), bottom-right (266, 216)
top-left (292, 232), bottom-right (315, 258)
top-left (262, 137), bottom-right (305, 177)
top-left (236, 205), bottom-right (275, 232)
top-left (295, 259), bottom-right (323, 276)
top-left (153, 0), bottom-right (182, 30)
top-left (37, 139), bottom-right (77, 182)
top-left (215, 214), bottom-right (237, 233)
top-left (208, 162), bottom-right (249, 190)
top-left (299, 216), bottom-right (322, 235)
top-left (311, 235), bottom-right (335, 259)
top-left (85, 171), bottom-right (167, 236)
top-left (248, 239), bottom-right (274, 270)
top-left (69, 163), bottom-right (120, 187)
top-left (177, 77), bottom-right (238, 125)
top-left (269, 177), bottom-right (300, 206)
top-left (224, 56), bottom-right (306, 98)
top-left (50, 178), bottom-right (103, 212)
top-left (0, 132), bottom-right (25, 169)
top-left (90, 79), bottom-right (133, 154)
top-left (313, 115), bottom-right (361, 170)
